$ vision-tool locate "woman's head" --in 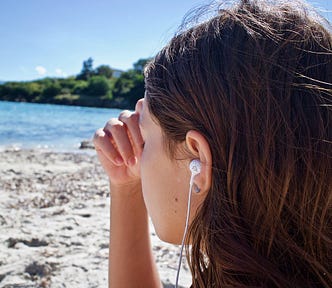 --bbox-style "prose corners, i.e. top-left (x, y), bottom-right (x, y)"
top-left (144, 0), bottom-right (331, 287)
